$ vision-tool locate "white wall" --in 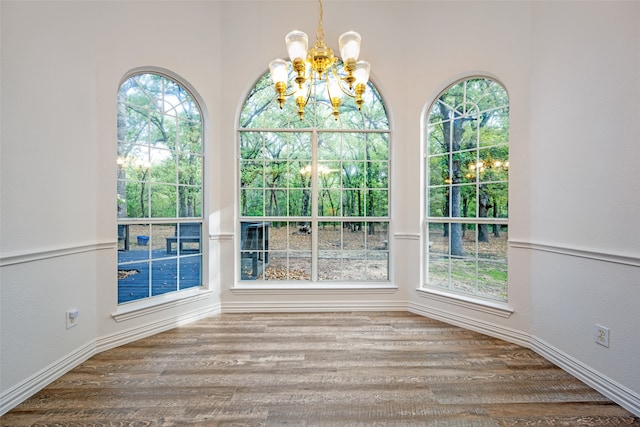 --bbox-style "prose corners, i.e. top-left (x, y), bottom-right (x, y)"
top-left (1, 0), bottom-right (638, 416)
top-left (527, 1), bottom-right (640, 410)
